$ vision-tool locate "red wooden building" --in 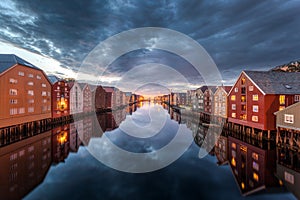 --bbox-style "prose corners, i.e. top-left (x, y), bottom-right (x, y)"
top-left (48, 75), bottom-right (70, 119)
top-left (94, 85), bottom-right (106, 112)
top-left (228, 71), bottom-right (300, 139)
